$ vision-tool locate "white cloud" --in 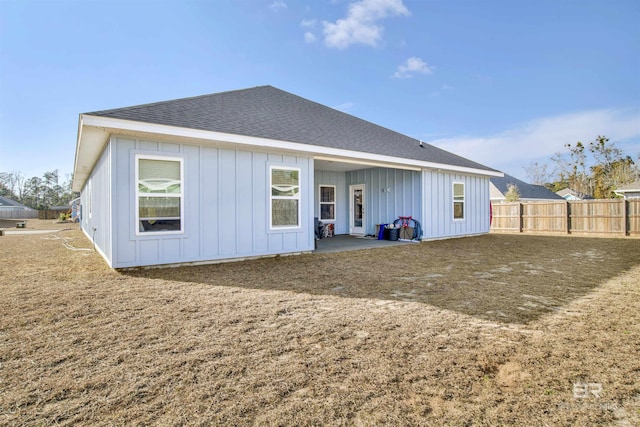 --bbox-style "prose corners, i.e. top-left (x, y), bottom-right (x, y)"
top-left (270, 1), bottom-right (287, 11)
top-left (300, 19), bottom-right (317, 28)
top-left (304, 32), bottom-right (317, 43)
top-left (322, 0), bottom-right (410, 49)
top-left (332, 102), bottom-right (356, 112)
top-left (392, 56), bottom-right (434, 78)
top-left (430, 109), bottom-right (640, 178)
